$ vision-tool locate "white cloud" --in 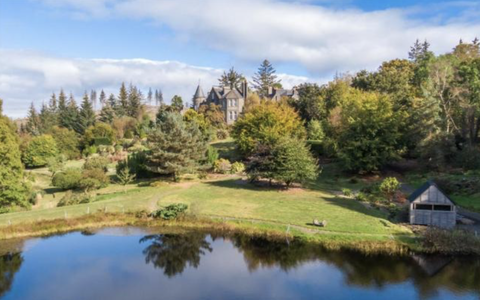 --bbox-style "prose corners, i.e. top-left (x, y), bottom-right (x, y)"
top-left (0, 49), bottom-right (310, 118)
top-left (35, 0), bottom-right (480, 75)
